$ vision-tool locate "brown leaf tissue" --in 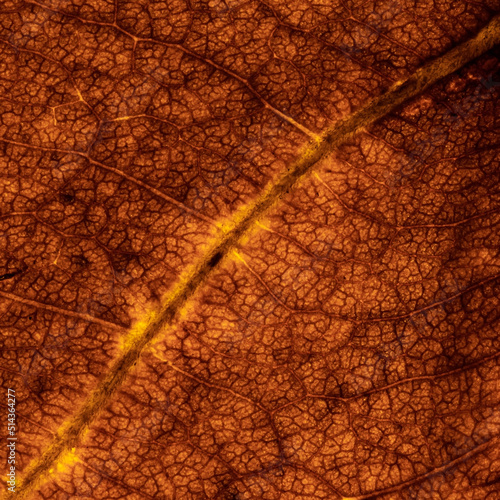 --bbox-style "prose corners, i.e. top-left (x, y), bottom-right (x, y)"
top-left (1, 1), bottom-right (500, 499)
